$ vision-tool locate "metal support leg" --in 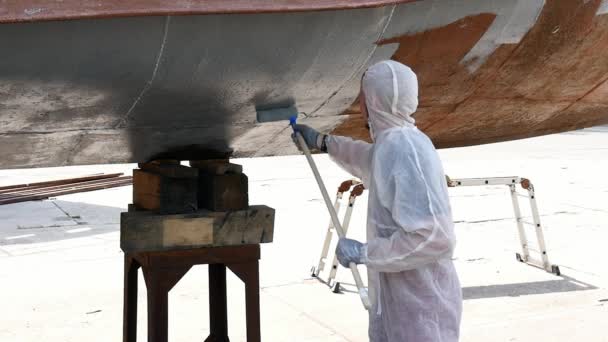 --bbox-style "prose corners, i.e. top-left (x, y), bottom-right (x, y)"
top-left (142, 265), bottom-right (189, 342)
top-left (123, 255), bottom-right (139, 342)
top-left (244, 263), bottom-right (261, 342)
top-left (206, 264), bottom-right (229, 342)
top-left (228, 261), bottom-right (261, 342)
top-left (144, 270), bottom-right (169, 342)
